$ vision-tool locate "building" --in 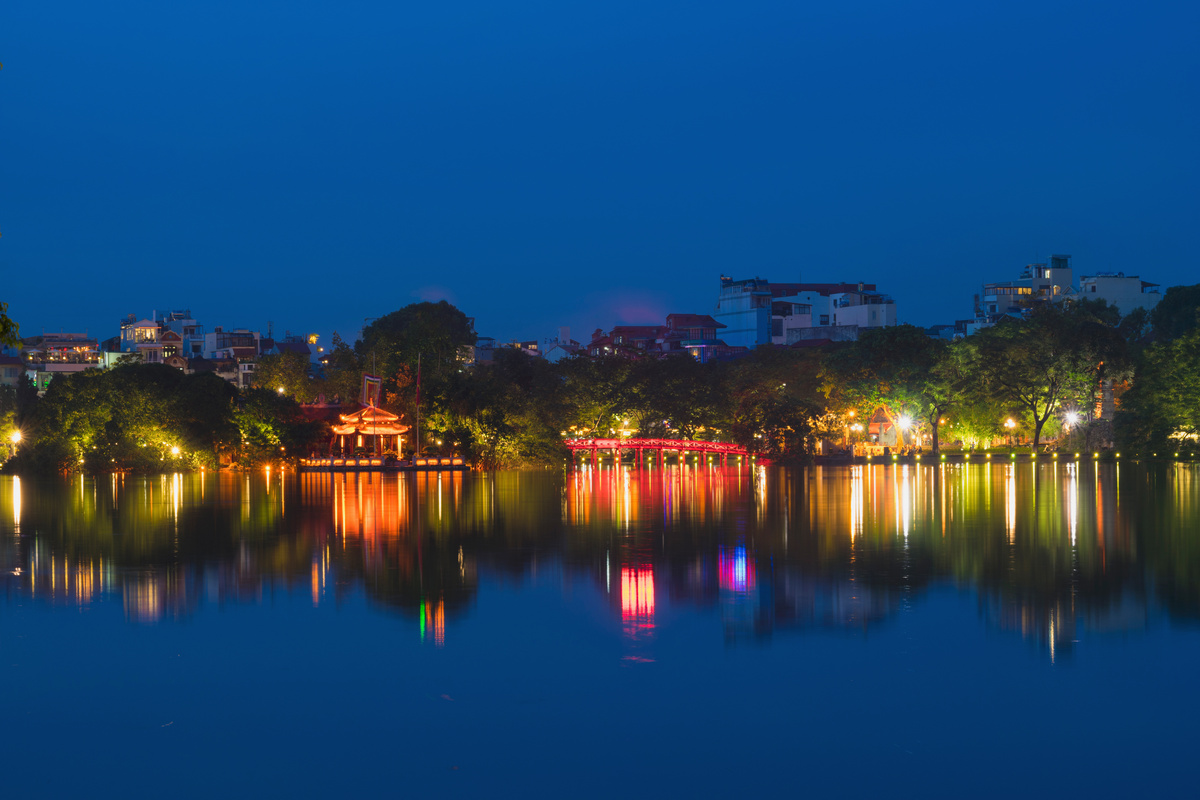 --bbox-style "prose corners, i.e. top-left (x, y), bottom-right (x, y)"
top-left (541, 327), bottom-right (582, 363)
top-left (978, 255), bottom-right (1074, 320)
top-left (715, 276), bottom-right (897, 348)
top-left (202, 326), bottom-right (262, 359)
top-left (714, 277), bottom-right (773, 348)
top-left (156, 309), bottom-right (206, 357)
top-left (20, 333), bottom-right (101, 393)
top-left (659, 314), bottom-right (730, 362)
top-left (586, 313), bottom-right (743, 362)
top-left (1078, 272), bottom-right (1162, 315)
top-left (118, 316), bottom-right (166, 363)
top-left (0, 355), bottom-right (26, 389)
